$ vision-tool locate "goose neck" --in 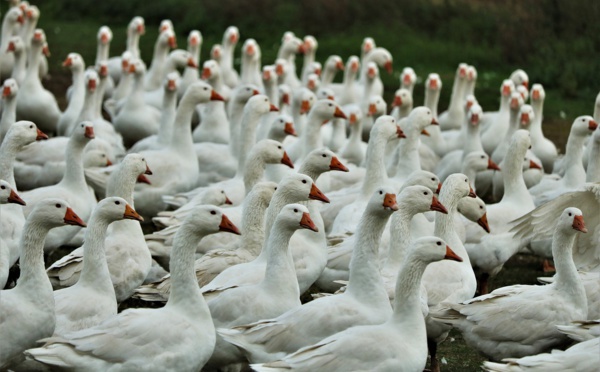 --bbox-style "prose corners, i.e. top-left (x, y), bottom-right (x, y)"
top-left (0, 135), bottom-right (23, 186)
top-left (81, 88), bottom-right (98, 120)
top-left (236, 110), bottom-right (263, 169)
top-left (126, 31), bottom-right (140, 59)
top-left (464, 124), bottom-right (483, 153)
top-left (394, 126), bottom-right (422, 178)
top-left (241, 197), bottom-right (269, 256)
top-left (362, 131), bottom-right (389, 196)
top-left (60, 137), bottom-right (88, 189)
top-left (241, 151), bottom-right (267, 192)
top-left (500, 147), bottom-right (529, 205)
top-left (448, 79), bottom-right (467, 111)
top-left (298, 162), bottom-right (324, 182)
top-left (15, 219), bottom-right (53, 291)
top-left (170, 94), bottom-right (197, 151)
top-left (434, 189), bottom-right (470, 265)
top-left (563, 134), bottom-right (587, 169)
top-left (0, 96), bottom-right (17, 142)
top-left (586, 139), bottom-right (600, 182)
top-left (530, 99), bottom-right (544, 138)
top-left (78, 214), bottom-right (113, 290)
top-left (348, 120), bottom-right (363, 143)
top-left (552, 228), bottom-right (586, 305)
top-left (95, 43), bottom-right (109, 65)
top-left (65, 69), bottom-right (86, 112)
top-left (385, 207), bottom-right (414, 270)
top-left (25, 44), bottom-right (42, 76)
top-left (260, 221), bottom-right (300, 296)
top-left (391, 256), bottom-right (428, 323)
top-left (106, 167), bottom-right (137, 205)
top-left (425, 89), bottom-right (440, 118)
top-left (94, 80), bottom-right (108, 120)
top-left (261, 191), bottom-right (293, 253)
top-left (157, 91), bottom-right (177, 144)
